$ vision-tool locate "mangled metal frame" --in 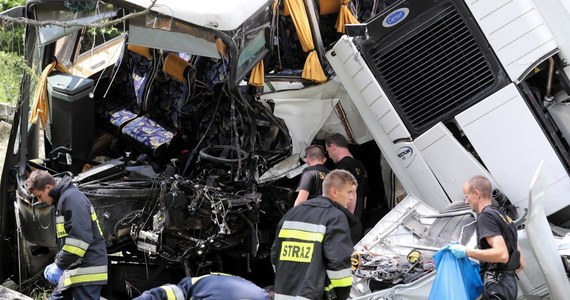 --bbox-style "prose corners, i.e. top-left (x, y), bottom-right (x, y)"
top-left (1, 0), bottom-right (293, 292)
